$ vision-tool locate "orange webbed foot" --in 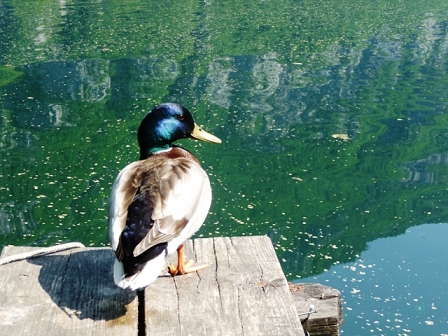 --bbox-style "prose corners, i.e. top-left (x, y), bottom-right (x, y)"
top-left (168, 259), bottom-right (208, 276)
top-left (168, 245), bottom-right (208, 276)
